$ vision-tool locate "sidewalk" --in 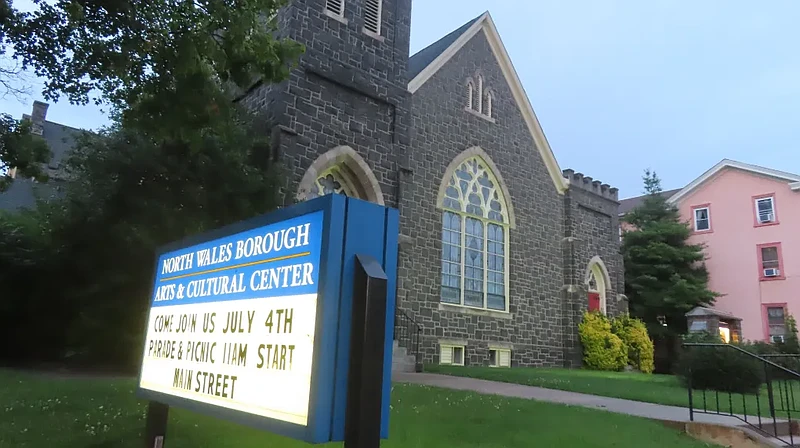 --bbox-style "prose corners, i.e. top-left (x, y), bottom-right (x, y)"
top-left (393, 372), bottom-right (779, 428)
